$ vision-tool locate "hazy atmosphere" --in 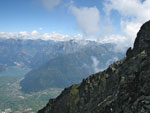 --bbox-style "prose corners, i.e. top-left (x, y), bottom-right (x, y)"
top-left (0, 0), bottom-right (150, 113)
